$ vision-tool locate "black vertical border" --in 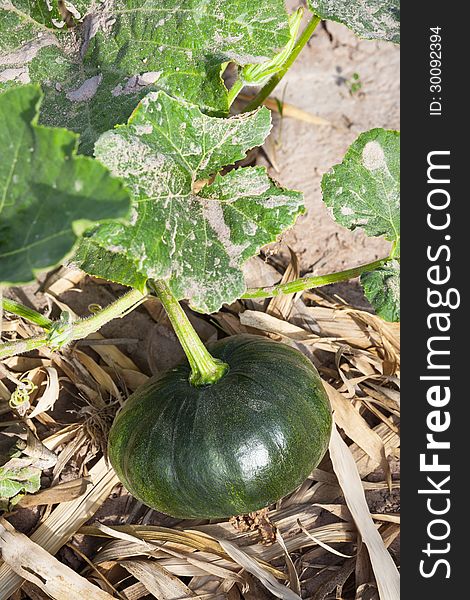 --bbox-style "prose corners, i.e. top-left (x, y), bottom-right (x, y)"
top-left (401, 2), bottom-right (467, 596)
